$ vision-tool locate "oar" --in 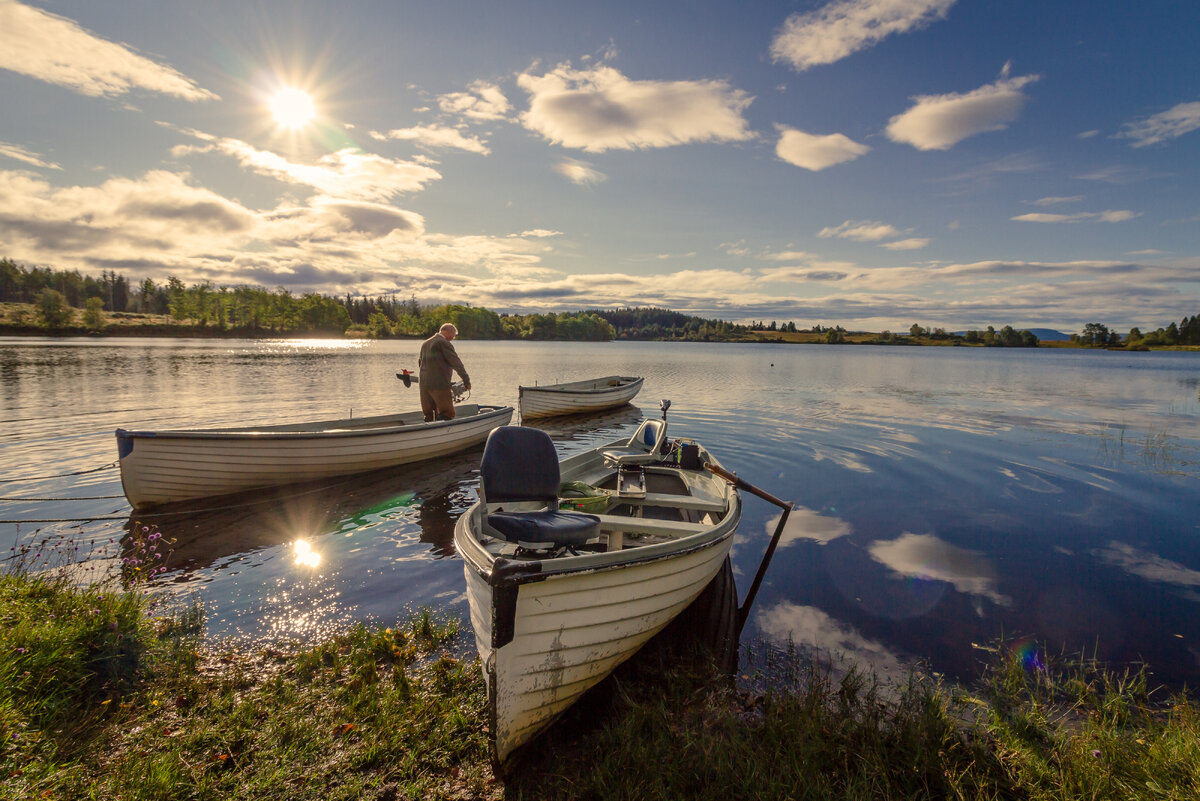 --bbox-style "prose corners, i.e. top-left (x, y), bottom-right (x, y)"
top-left (704, 461), bottom-right (793, 635)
